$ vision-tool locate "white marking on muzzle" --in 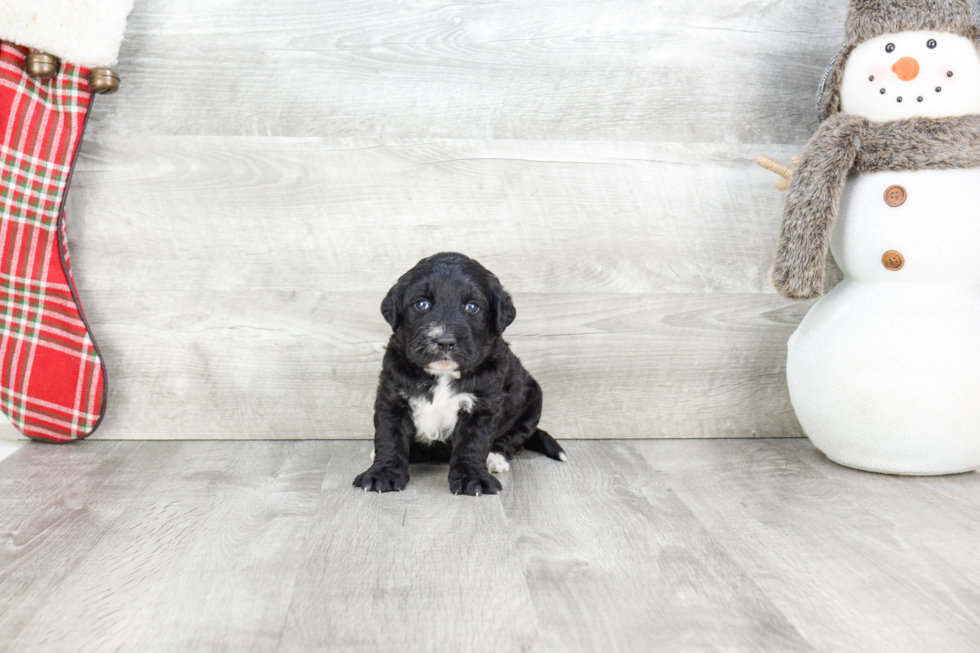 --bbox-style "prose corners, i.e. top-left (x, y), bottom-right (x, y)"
top-left (427, 360), bottom-right (460, 373)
